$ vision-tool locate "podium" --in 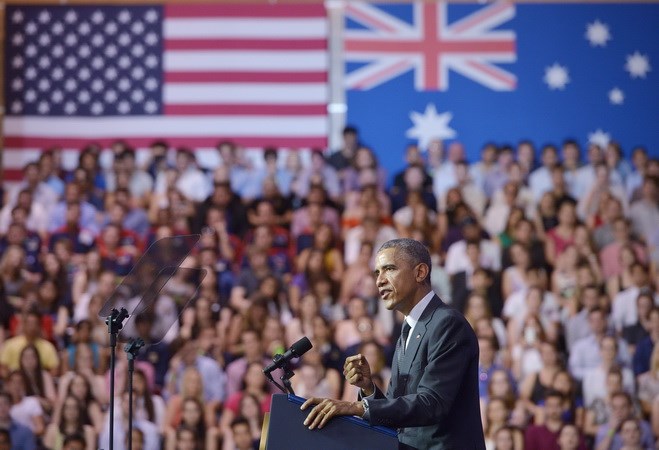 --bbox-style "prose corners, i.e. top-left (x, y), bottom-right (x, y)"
top-left (262, 394), bottom-right (398, 450)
